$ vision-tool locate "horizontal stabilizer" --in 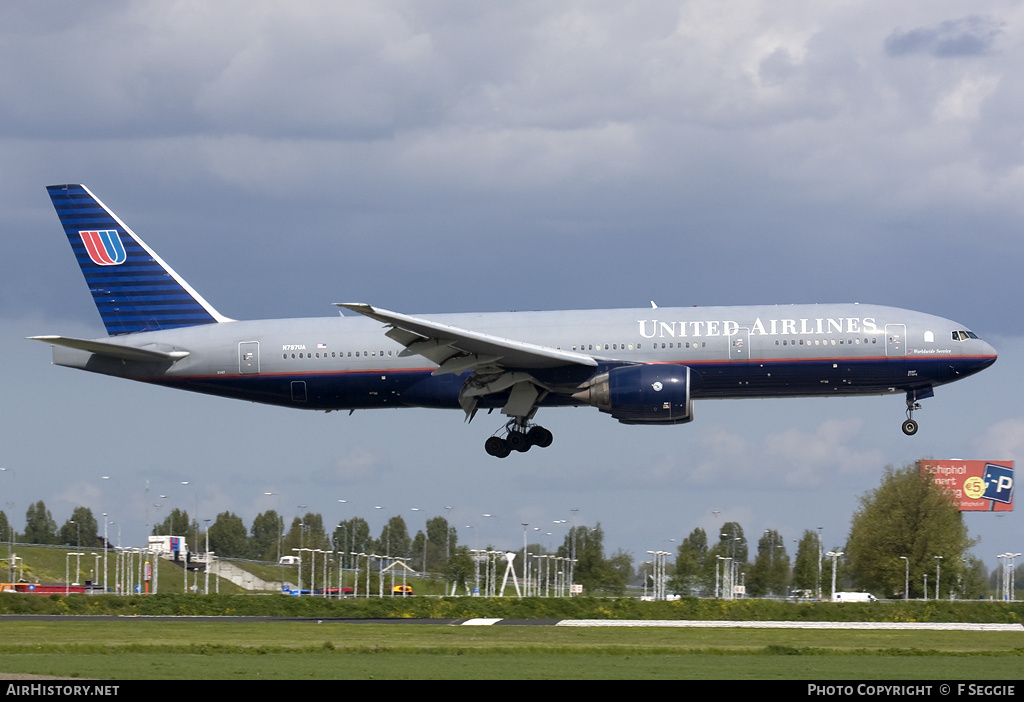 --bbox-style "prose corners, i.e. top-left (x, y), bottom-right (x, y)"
top-left (29, 335), bottom-right (189, 363)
